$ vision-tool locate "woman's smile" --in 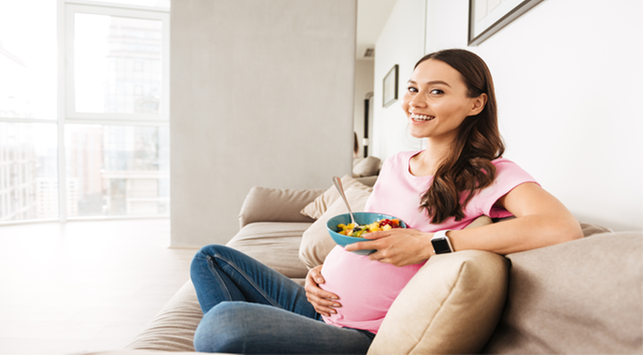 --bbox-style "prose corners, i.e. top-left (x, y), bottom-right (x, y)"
top-left (410, 112), bottom-right (435, 122)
